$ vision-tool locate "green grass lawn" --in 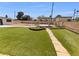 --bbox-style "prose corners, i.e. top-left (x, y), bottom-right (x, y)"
top-left (52, 29), bottom-right (79, 56)
top-left (0, 27), bottom-right (56, 56)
